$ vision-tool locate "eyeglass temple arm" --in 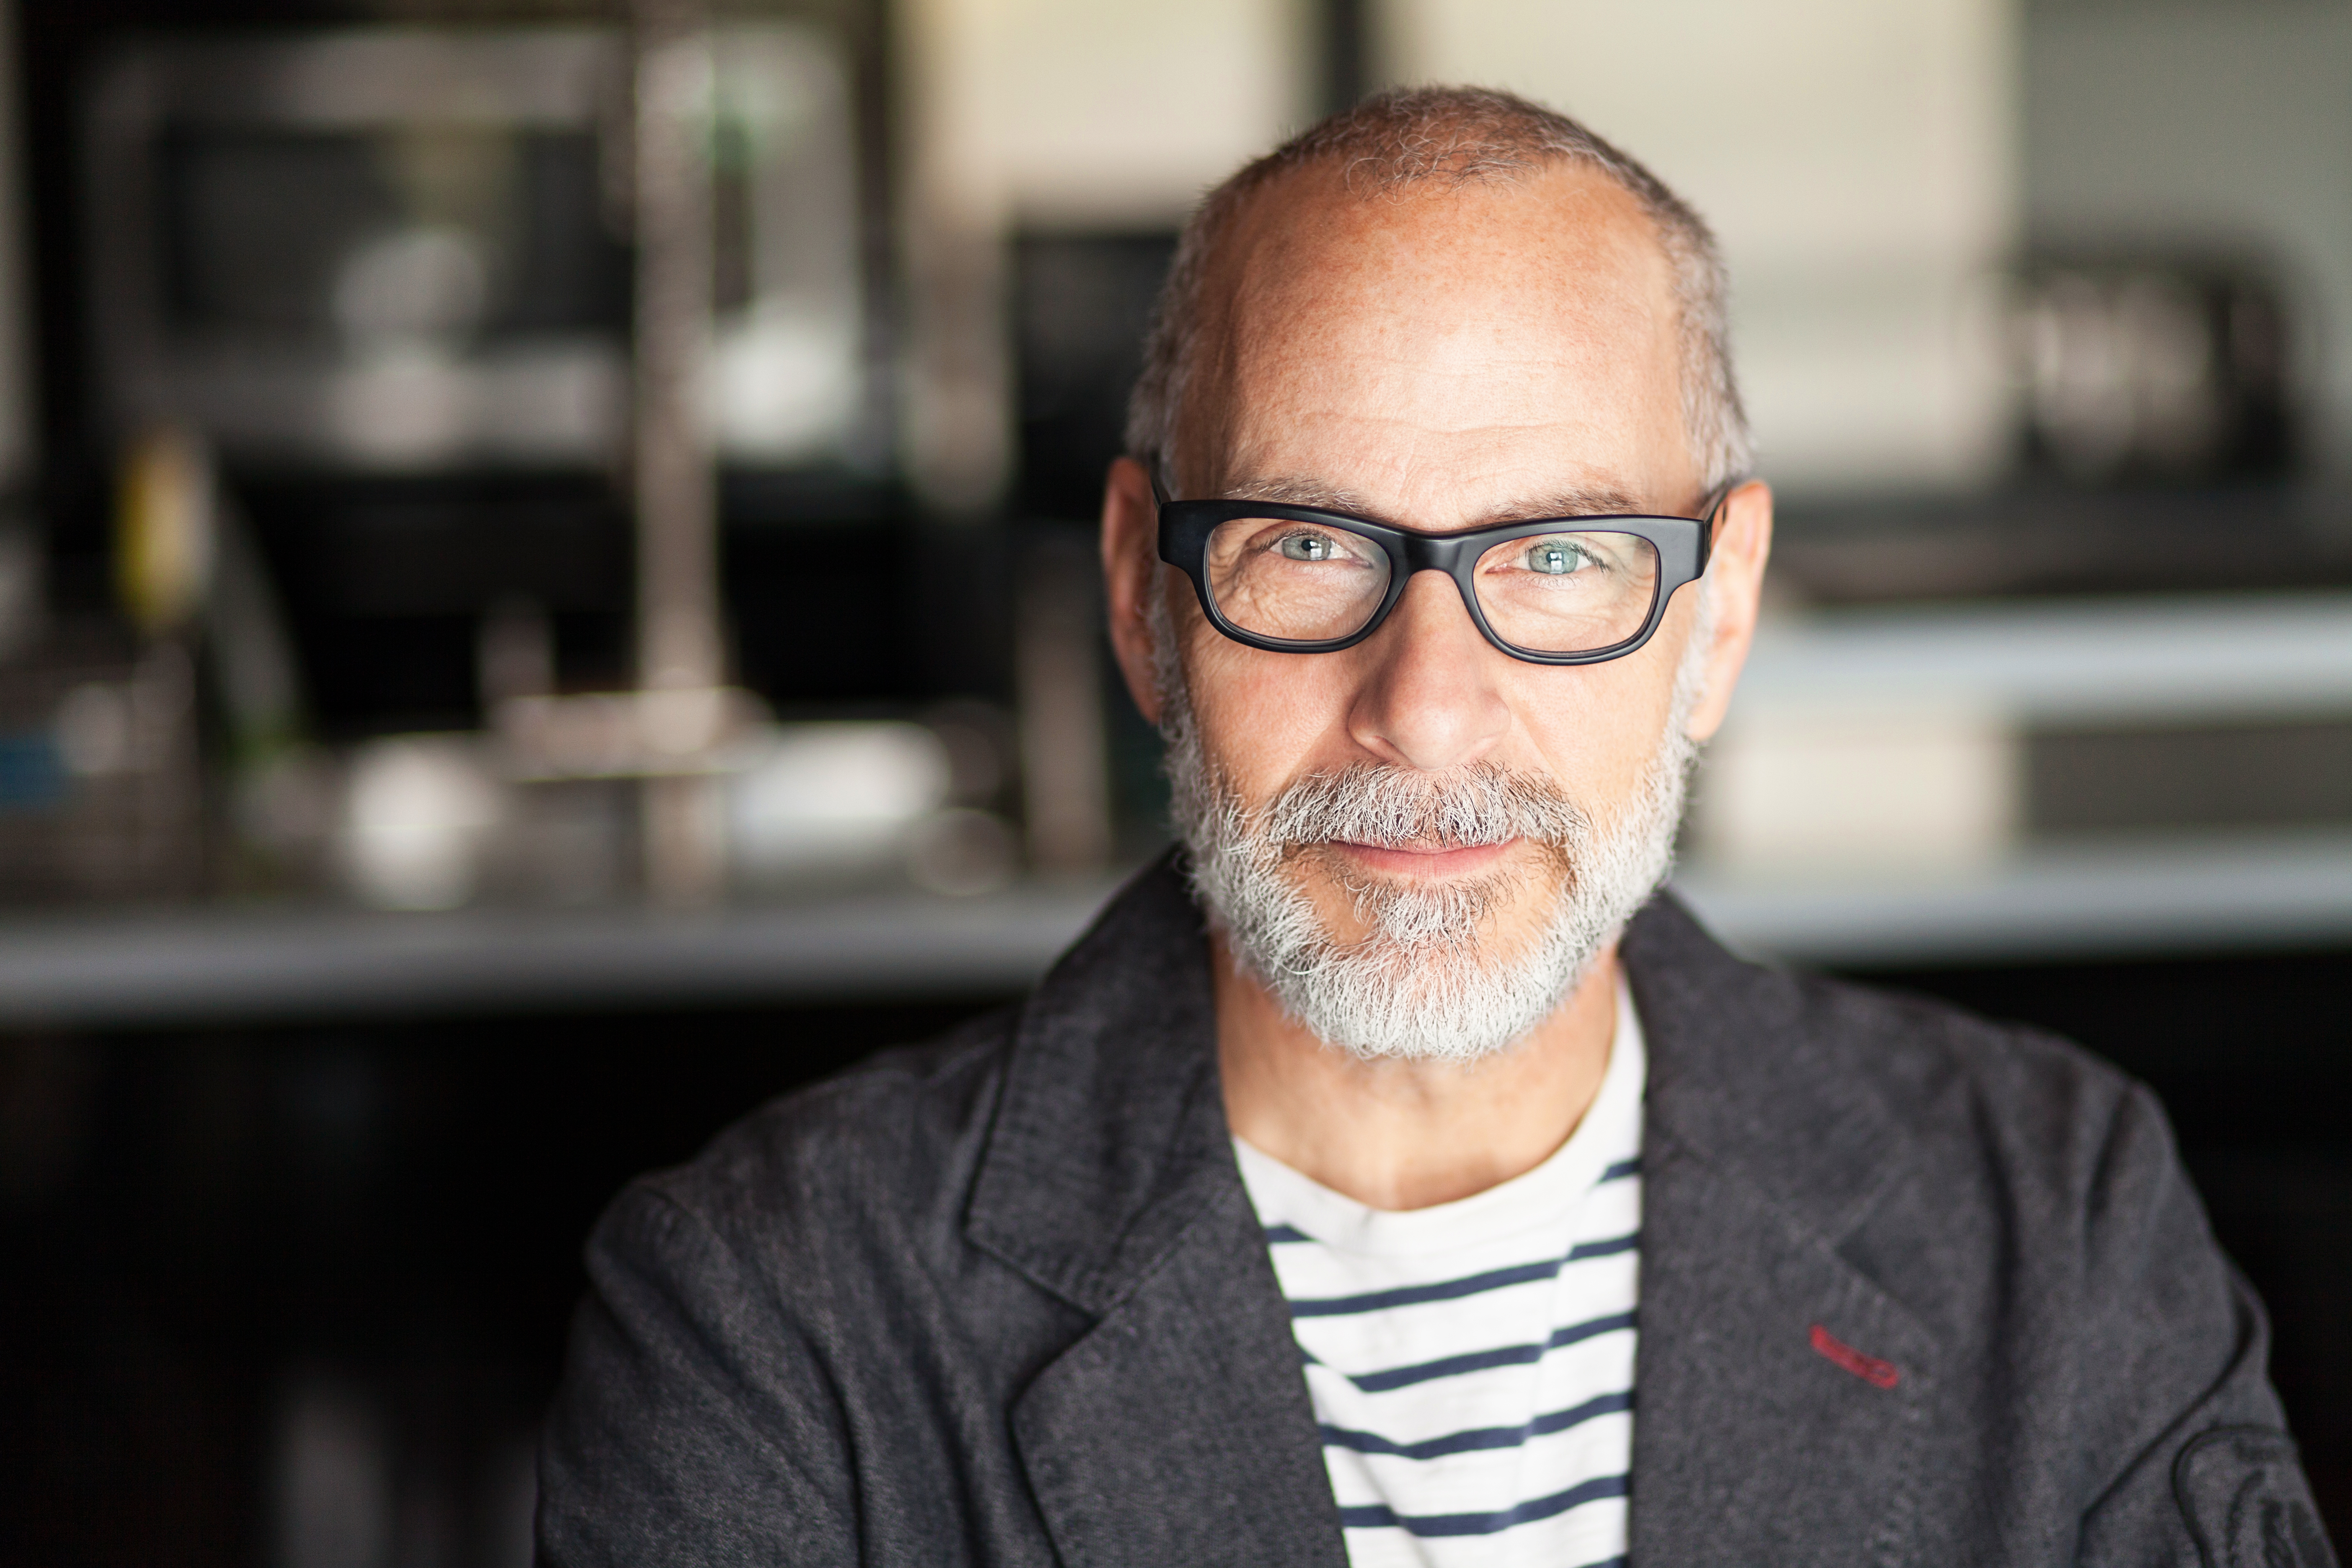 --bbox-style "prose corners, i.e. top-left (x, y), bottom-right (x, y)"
top-left (1693, 475), bottom-right (1749, 578)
